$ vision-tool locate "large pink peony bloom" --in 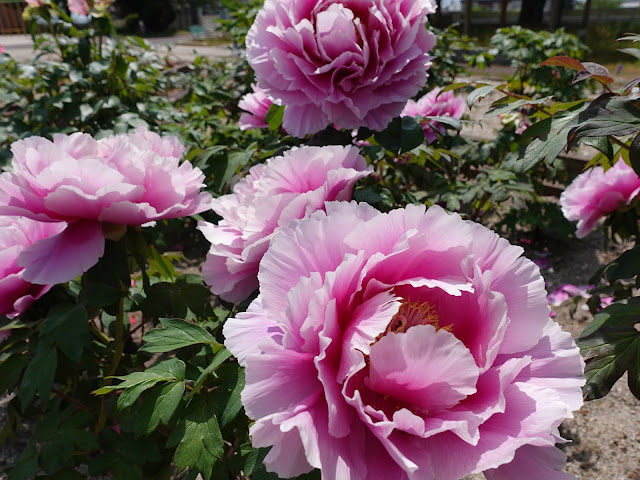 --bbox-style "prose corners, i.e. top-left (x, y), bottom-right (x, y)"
top-left (0, 130), bottom-right (213, 285)
top-left (0, 216), bottom-right (66, 318)
top-left (238, 85), bottom-right (279, 131)
top-left (401, 88), bottom-right (466, 144)
top-left (224, 202), bottom-right (584, 480)
top-left (560, 158), bottom-right (640, 238)
top-left (198, 146), bottom-right (371, 304)
top-left (246, 0), bottom-right (436, 137)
